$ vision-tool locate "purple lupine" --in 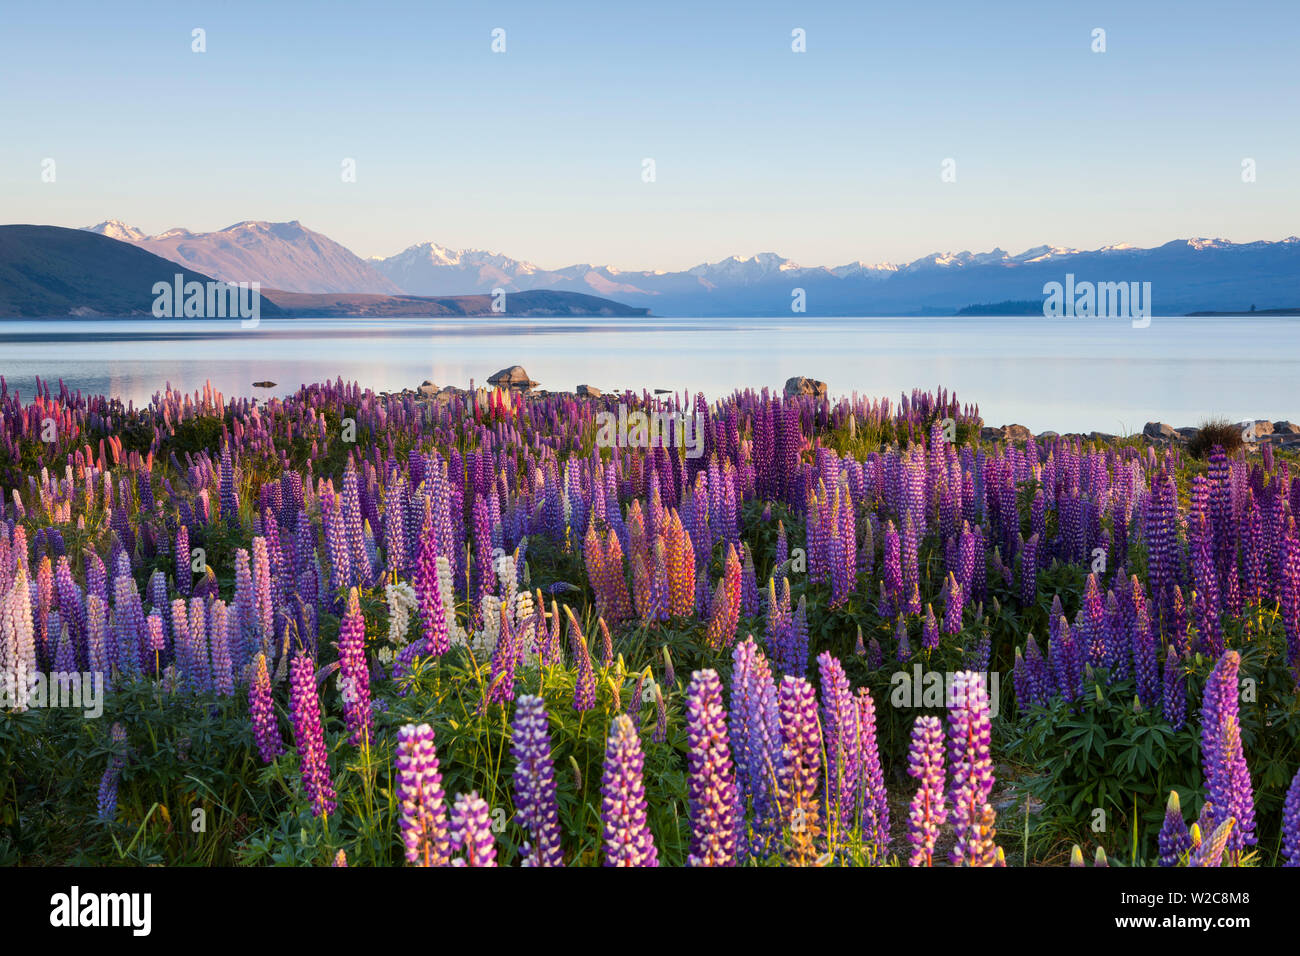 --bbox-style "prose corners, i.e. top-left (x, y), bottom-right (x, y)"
top-left (395, 722), bottom-right (451, 866)
top-left (248, 652), bottom-right (283, 763)
top-left (686, 668), bottom-right (739, 866)
top-left (947, 670), bottom-right (999, 866)
top-left (1158, 790), bottom-right (1191, 867)
top-left (943, 572), bottom-right (964, 635)
top-left (486, 597), bottom-right (517, 707)
top-left (1164, 647), bottom-right (1185, 728)
top-left (1282, 767), bottom-right (1300, 867)
top-left (728, 637), bottom-right (783, 852)
top-left (1020, 532), bottom-right (1038, 606)
top-left (208, 600), bottom-right (234, 696)
top-left (338, 587), bottom-right (373, 745)
top-left (1189, 817), bottom-right (1236, 868)
top-left (906, 715), bottom-right (946, 866)
top-left (817, 651), bottom-right (860, 836)
top-left (96, 722), bottom-right (129, 821)
top-left (289, 651), bottom-right (337, 818)
top-left (449, 792), bottom-right (498, 867)
top-left (511, 694), bottom-right (564, 867)
top-left (565, 607), bottom-right (596, 712)
top-left (412, 502), bottom-right (449, 657)
top-left (777, 676), bottom-right (822, 844)
top-left (600, 713), bottom-right (658, 866)
top-left (1199, 650), bottom-right (1256, 860)
top-left (856, 686), bottom-right (889, 856)
top-left (922, 603), bottom-right (939, 651)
